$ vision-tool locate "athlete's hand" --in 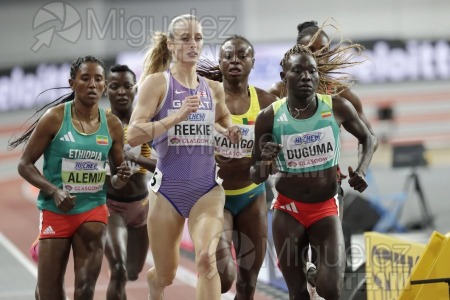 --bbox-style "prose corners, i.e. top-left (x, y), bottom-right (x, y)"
top-left (123, 152), bottom-right (140, 175)
top-left (176, 95), bottom-right (200, 122)
top-left (111, 162), bottom-right (132, 189)
top-left (261, 142), bottom-right (283, 166)
top-left (52, 189), bottom-right (76, 213)
top-left (223, 125), bottom-right (242, 144)
top-left (348, 166), bottom-right (368, 192)
top-left (116, 161), bottom-right (132, 182)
